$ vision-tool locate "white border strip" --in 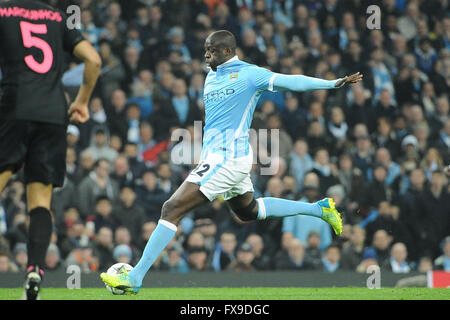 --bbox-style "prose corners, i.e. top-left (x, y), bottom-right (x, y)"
top-left (158, 219), bottom-right (177, 232)
top-left (427, 271), bottom-right (433, 288)
top-left (268, 74), bottom-right (278, 92)
top-left (256, 198), bottom-right (266, 220)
